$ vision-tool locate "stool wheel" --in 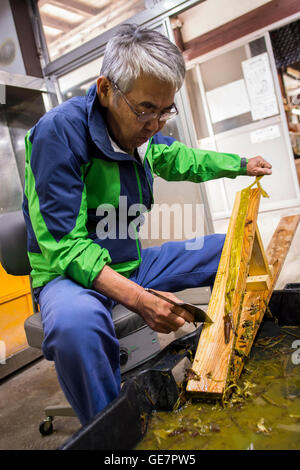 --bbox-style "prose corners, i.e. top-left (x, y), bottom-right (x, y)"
top-left (39, 416), bottom-right (54, 436)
